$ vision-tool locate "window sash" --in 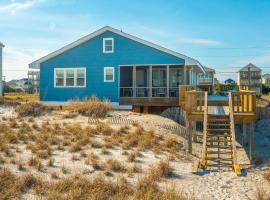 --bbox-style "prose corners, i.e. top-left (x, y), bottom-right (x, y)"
top-left (104, 67), bottom-right (114, 82)
top-left (103, 38), bottom-right (114, 53)
top-left (54, 68), bottom-right (86, 87)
